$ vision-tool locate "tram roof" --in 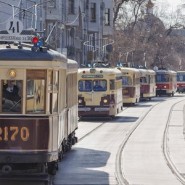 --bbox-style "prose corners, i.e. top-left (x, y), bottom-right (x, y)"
top-left (118, 67), bottom-right (140, 73)
top-left (155, 69), bottom-right (176, 74)
top-left (67, 59), bottom-right (78, 73)
top-left (78, 67), bottom-right (122, 75)
top-left (177, 71), bottom-right (185, 74)
top-left (0, 44), bottom-right (67, 62)
top-left (139, 68), bottom-right (156, 75)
